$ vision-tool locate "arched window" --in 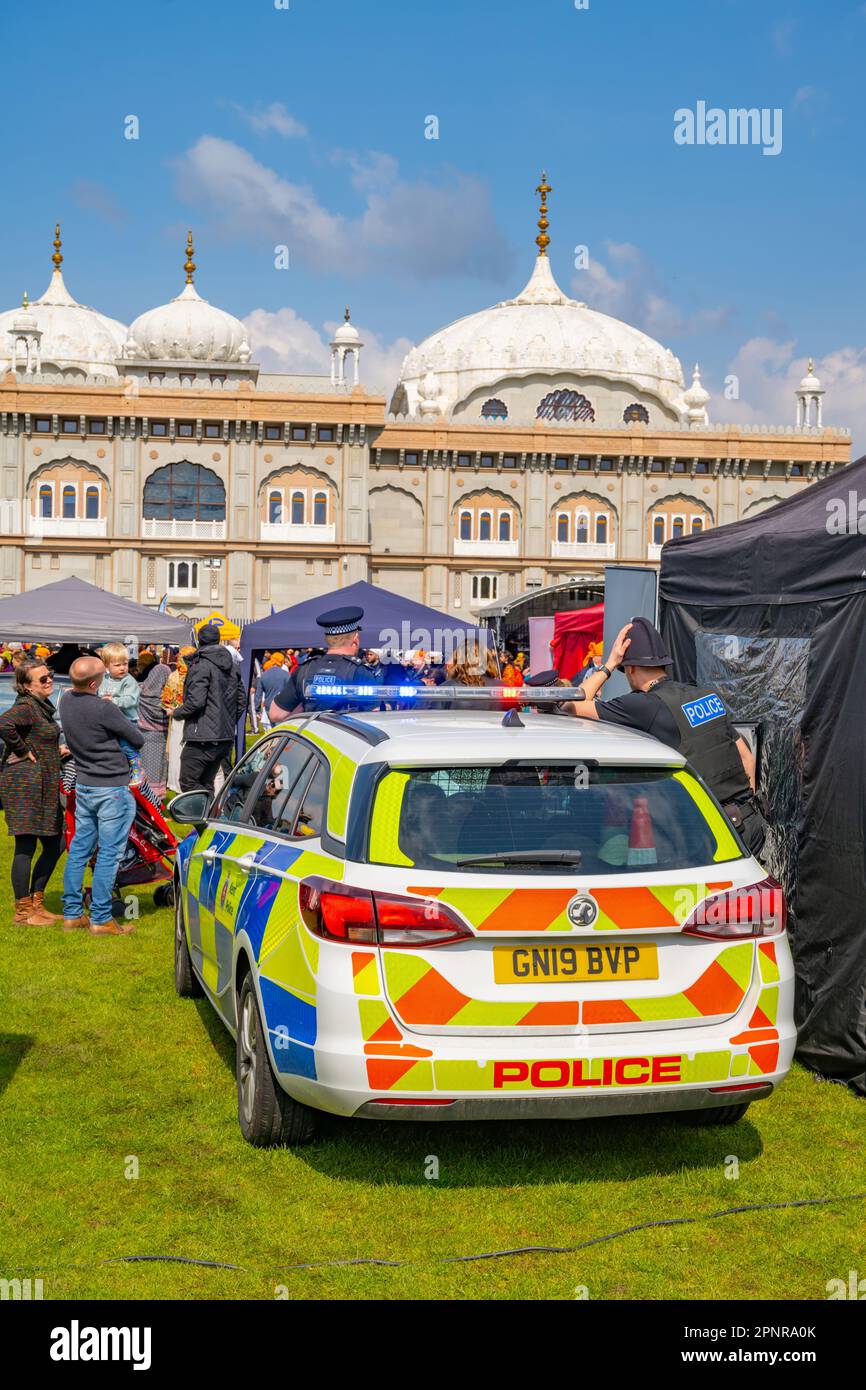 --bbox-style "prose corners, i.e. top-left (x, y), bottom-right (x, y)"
top-left (623, 403), bottom-right (650, 424)
top-left (672, 516), bottom-right (685, 540)
top-left (652, 516), bottom-right (665, 546)
top-left (576, 513), bottom-right (589, 544)
top-left (177, 561), bottom-right (189, 588)
top-left (691, 517), bottom-right (704, 534)
top-left (143, 461), bottom-right (226, 521)
top-left (478, 511), bottom-right (492, 542)
top-left (557, 513), bottom-right (569, 543)
top-left (85, 486), bottom-right (99, 520)
top-left (62, 485), bottom-right (76, 519)
top-left (168, 562), bottom-right (174, 588)
top-left (498, 512), bottom-right (511, 542)
top-left (39, 485), bottom-right (52, 519)
top-left (536, 389), bottom-right (595, 423)
top-left (291, 491), bottom-right (305, 525)
top-left (269, 491), bottom-right (282, 524)
top-left (459, 511), bottom-right (472, 541)
top-left (481, 398), bottom-right (508, 421)
top-left (313, 492), bottom-right (327, 526)
top-left (596, 514), bottom-right (608, 544)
